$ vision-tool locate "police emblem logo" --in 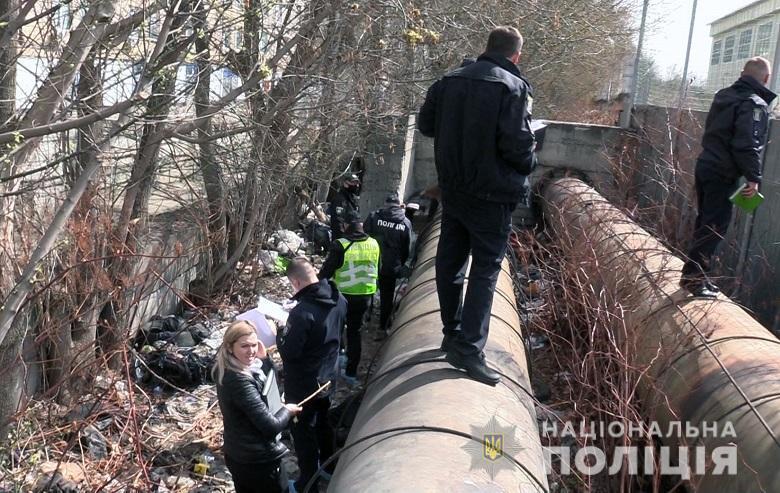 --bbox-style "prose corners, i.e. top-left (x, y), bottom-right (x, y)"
top-left (483, 434), bottom-right (503, 461)
top-left (754, 108), bottom-right (762, 122)
top-left (464, 414), bottom-right (524, 479)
